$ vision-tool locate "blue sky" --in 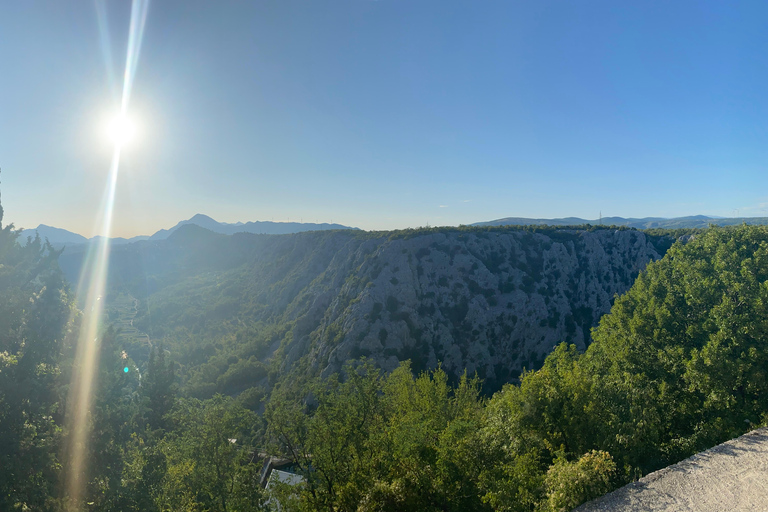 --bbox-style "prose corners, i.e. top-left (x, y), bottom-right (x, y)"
top-left (1, 0), bottom-right (767, 237)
